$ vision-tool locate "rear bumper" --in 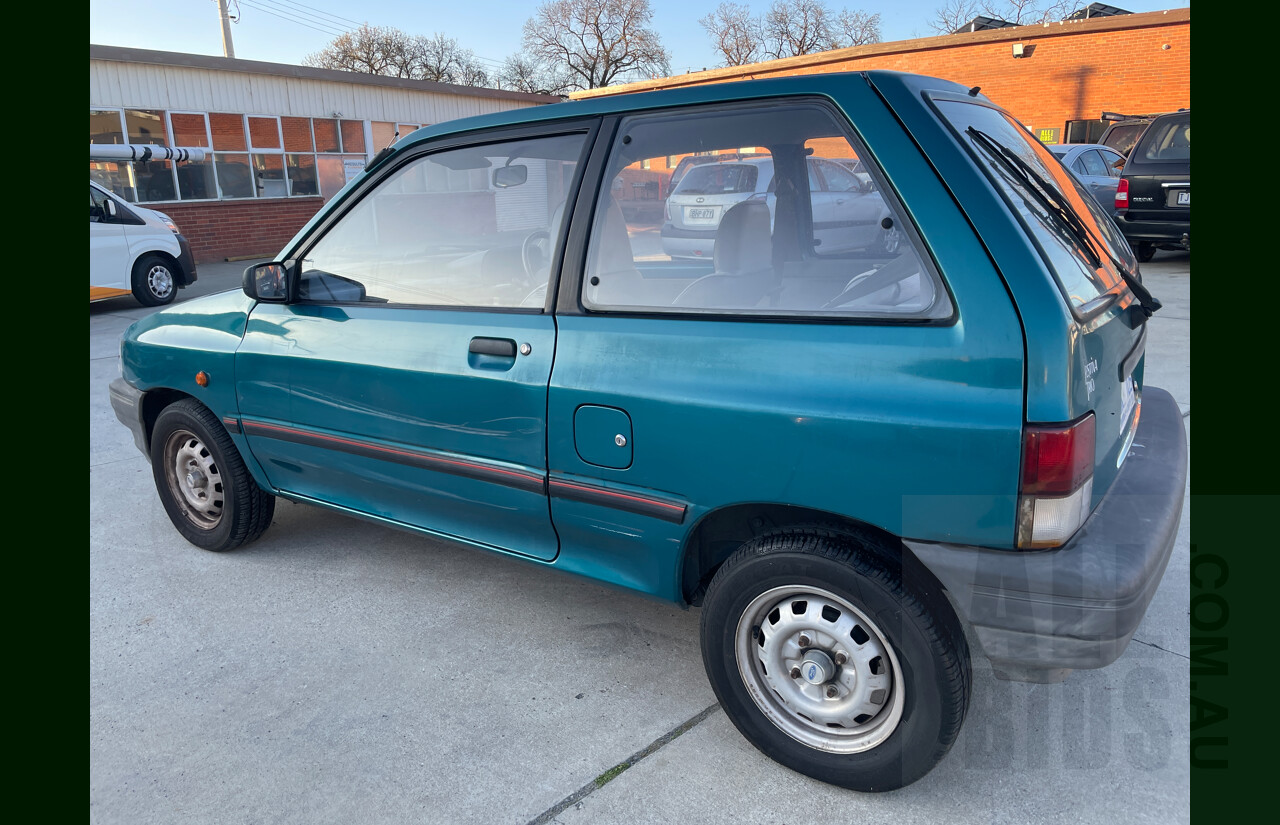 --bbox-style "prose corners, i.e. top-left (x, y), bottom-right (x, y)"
top-left (1115, 215), bottom-right (1190, 247)
top-left (174, 234), bottom-right (198, 286)
top-left (907, 386), bottom-right (1187, 682)
top-left (660, 223), bottom-right (717, 259)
